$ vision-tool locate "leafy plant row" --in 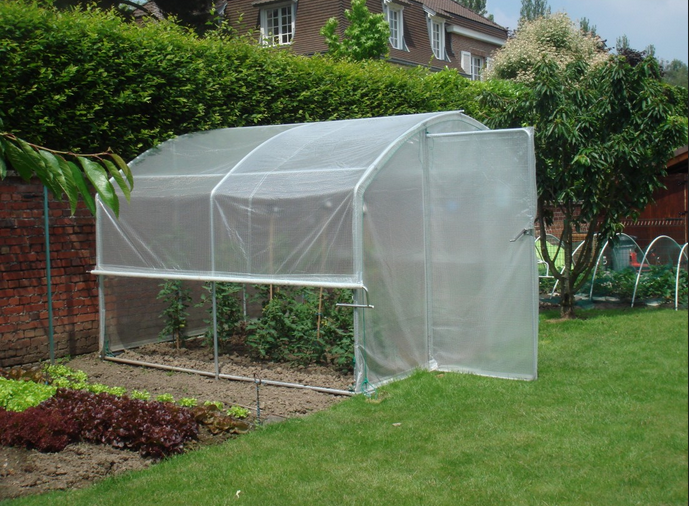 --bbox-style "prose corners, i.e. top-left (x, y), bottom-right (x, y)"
top-left (0, 364), bottom-right (253, 456)
top-left (0, 388), bottom-right (198, 457)
top-left (158, 282), bottom-right (355, 371)
top-left (247, 286), bottom-right (355, 371)
top-left (588, 266), bottom-right (688, 302)
top-left (0, 363), bottom-right (253, 421)
top-left (538, 264), bottom-right (688, 304)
